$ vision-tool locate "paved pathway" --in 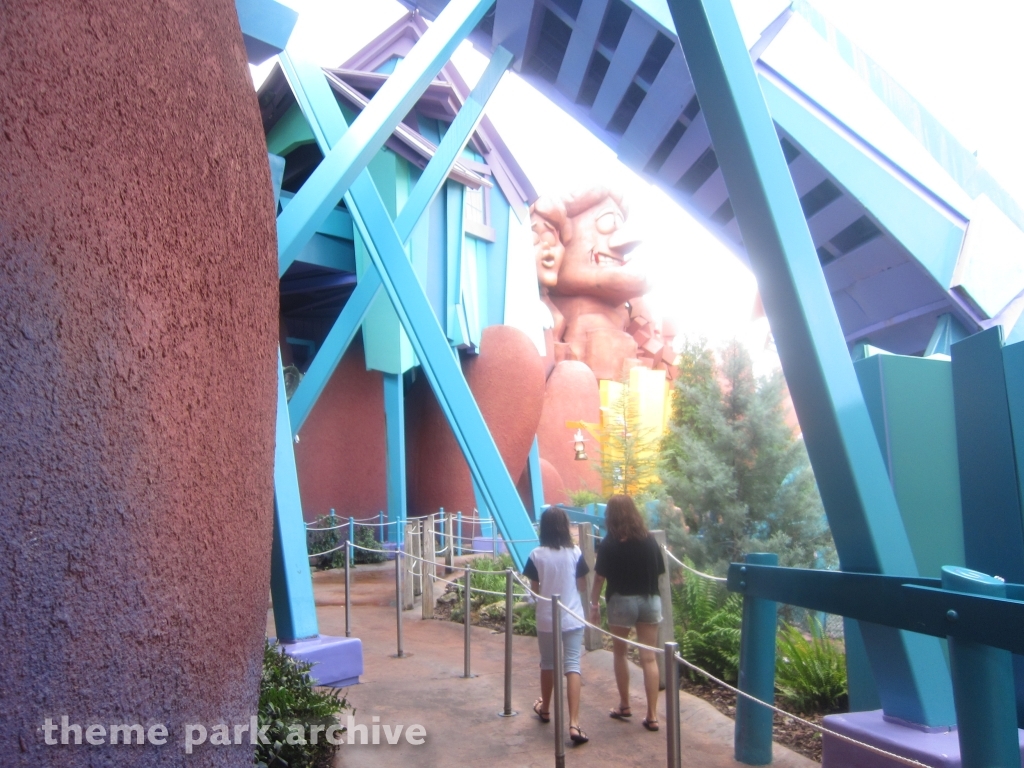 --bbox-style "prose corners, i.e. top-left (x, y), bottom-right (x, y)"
top-left (269, 562), bottom-right (818, 768)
